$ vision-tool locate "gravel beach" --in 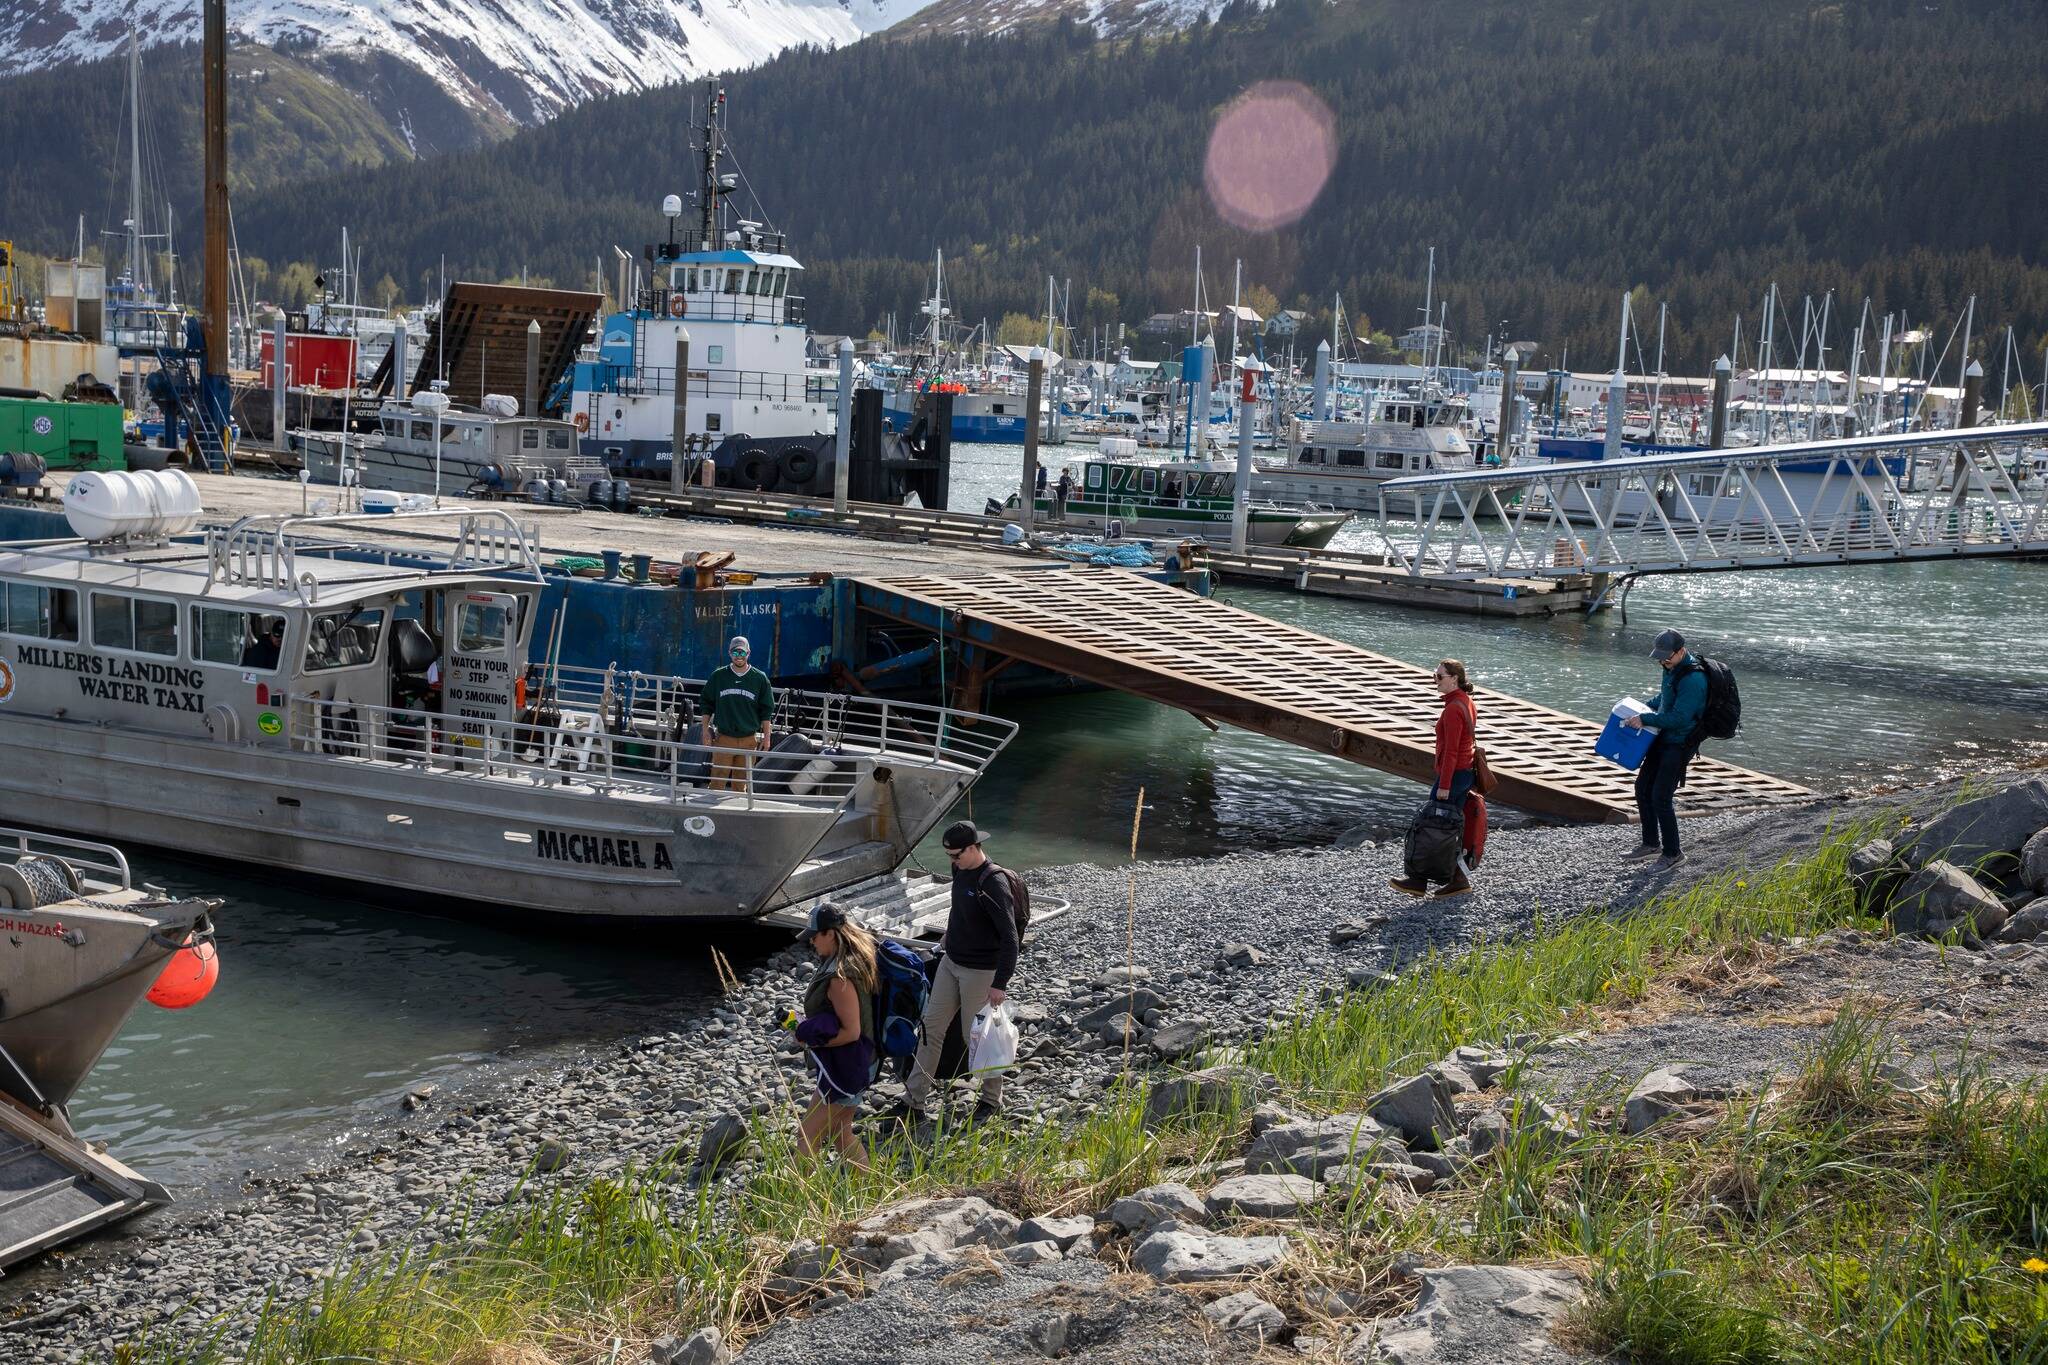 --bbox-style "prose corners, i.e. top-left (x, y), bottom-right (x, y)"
top-left (0, 788), bottom-right (1908, 1360)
